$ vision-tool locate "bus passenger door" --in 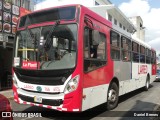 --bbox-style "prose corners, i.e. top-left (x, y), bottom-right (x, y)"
top-left (82, 24), bottom-right (107, 110)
